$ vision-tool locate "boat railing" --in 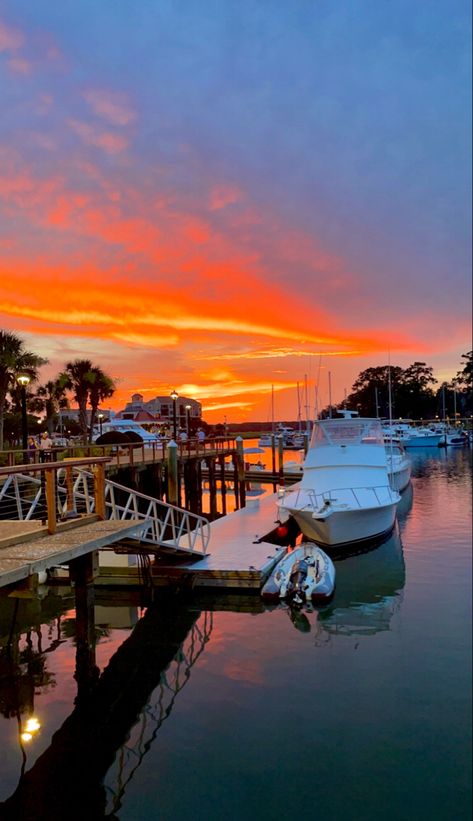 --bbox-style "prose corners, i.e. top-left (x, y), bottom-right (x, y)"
top-left (280, 484), bottom-right (396, 511)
